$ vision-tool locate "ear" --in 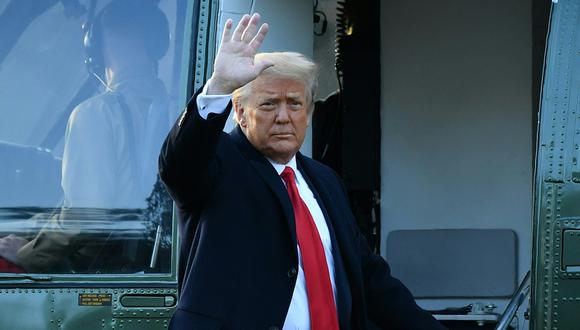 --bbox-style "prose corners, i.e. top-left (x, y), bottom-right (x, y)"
top-left (306, 103), bottom-right (314, 126)
top-left (234, 101), bottom-right (247, 128)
